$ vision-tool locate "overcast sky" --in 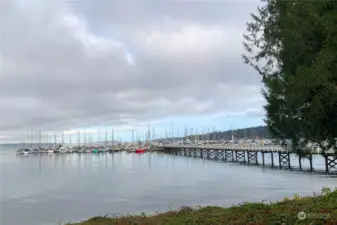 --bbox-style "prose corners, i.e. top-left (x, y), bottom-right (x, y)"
top-left (0, 0), bottom-right (265, 143)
